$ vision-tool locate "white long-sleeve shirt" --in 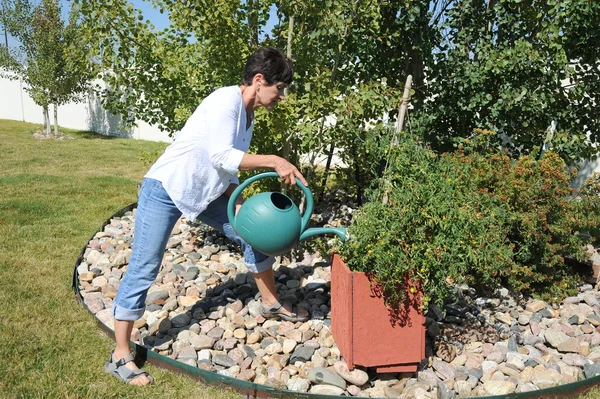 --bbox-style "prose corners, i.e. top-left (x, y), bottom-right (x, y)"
top-left (145, 85), bottom-right (252, 220)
